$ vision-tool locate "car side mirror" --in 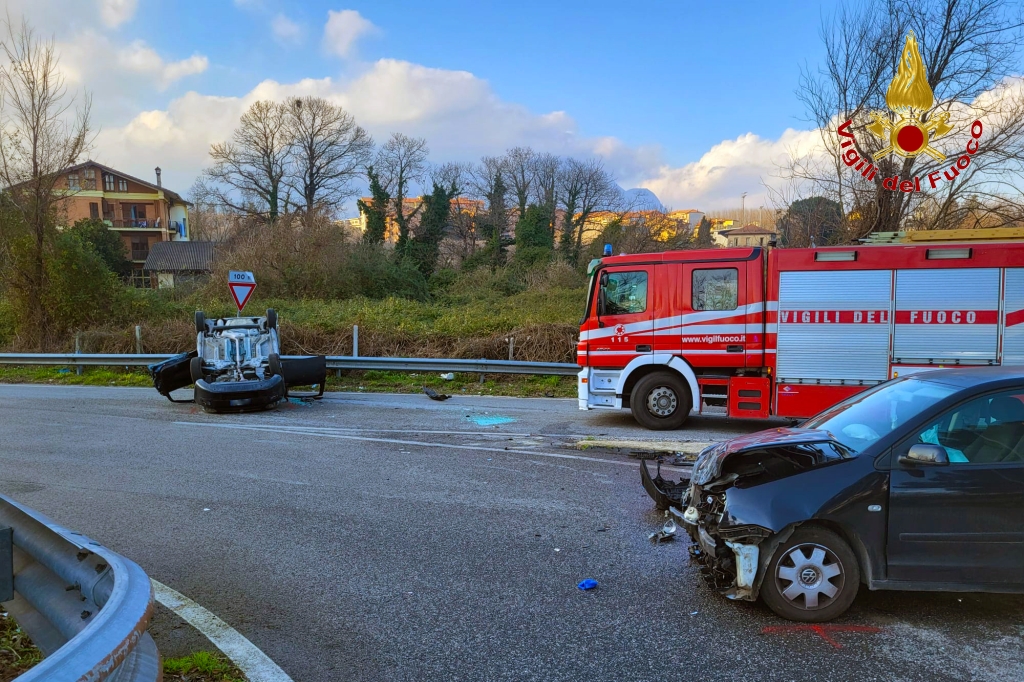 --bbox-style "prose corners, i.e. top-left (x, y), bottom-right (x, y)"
top-left (898, 443), bottom-right (949, 467)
